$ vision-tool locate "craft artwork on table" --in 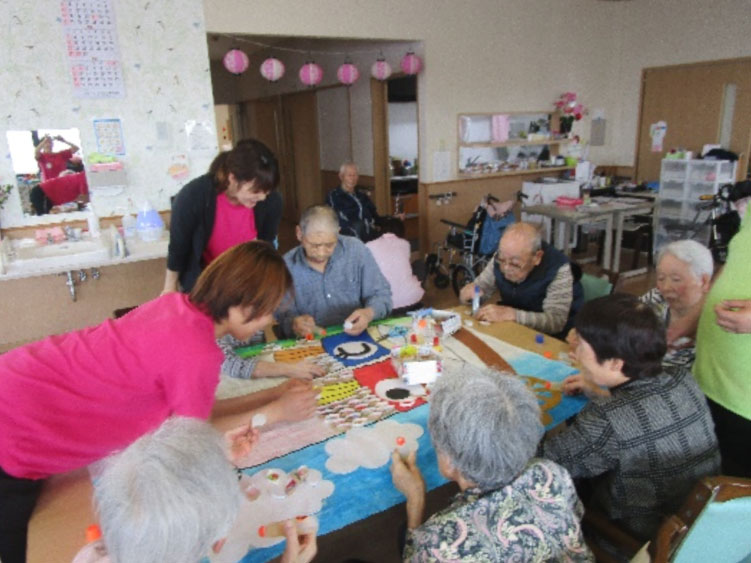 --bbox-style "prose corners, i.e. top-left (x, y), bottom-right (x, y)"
top-left (353, 360), bottom-right (429, 411)
top-left (324, 419), bottom-right (424, 474)
top-left (209, 466), bottom-right (334, 563)
top-left (320, 331), bottom-right (389, 367)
